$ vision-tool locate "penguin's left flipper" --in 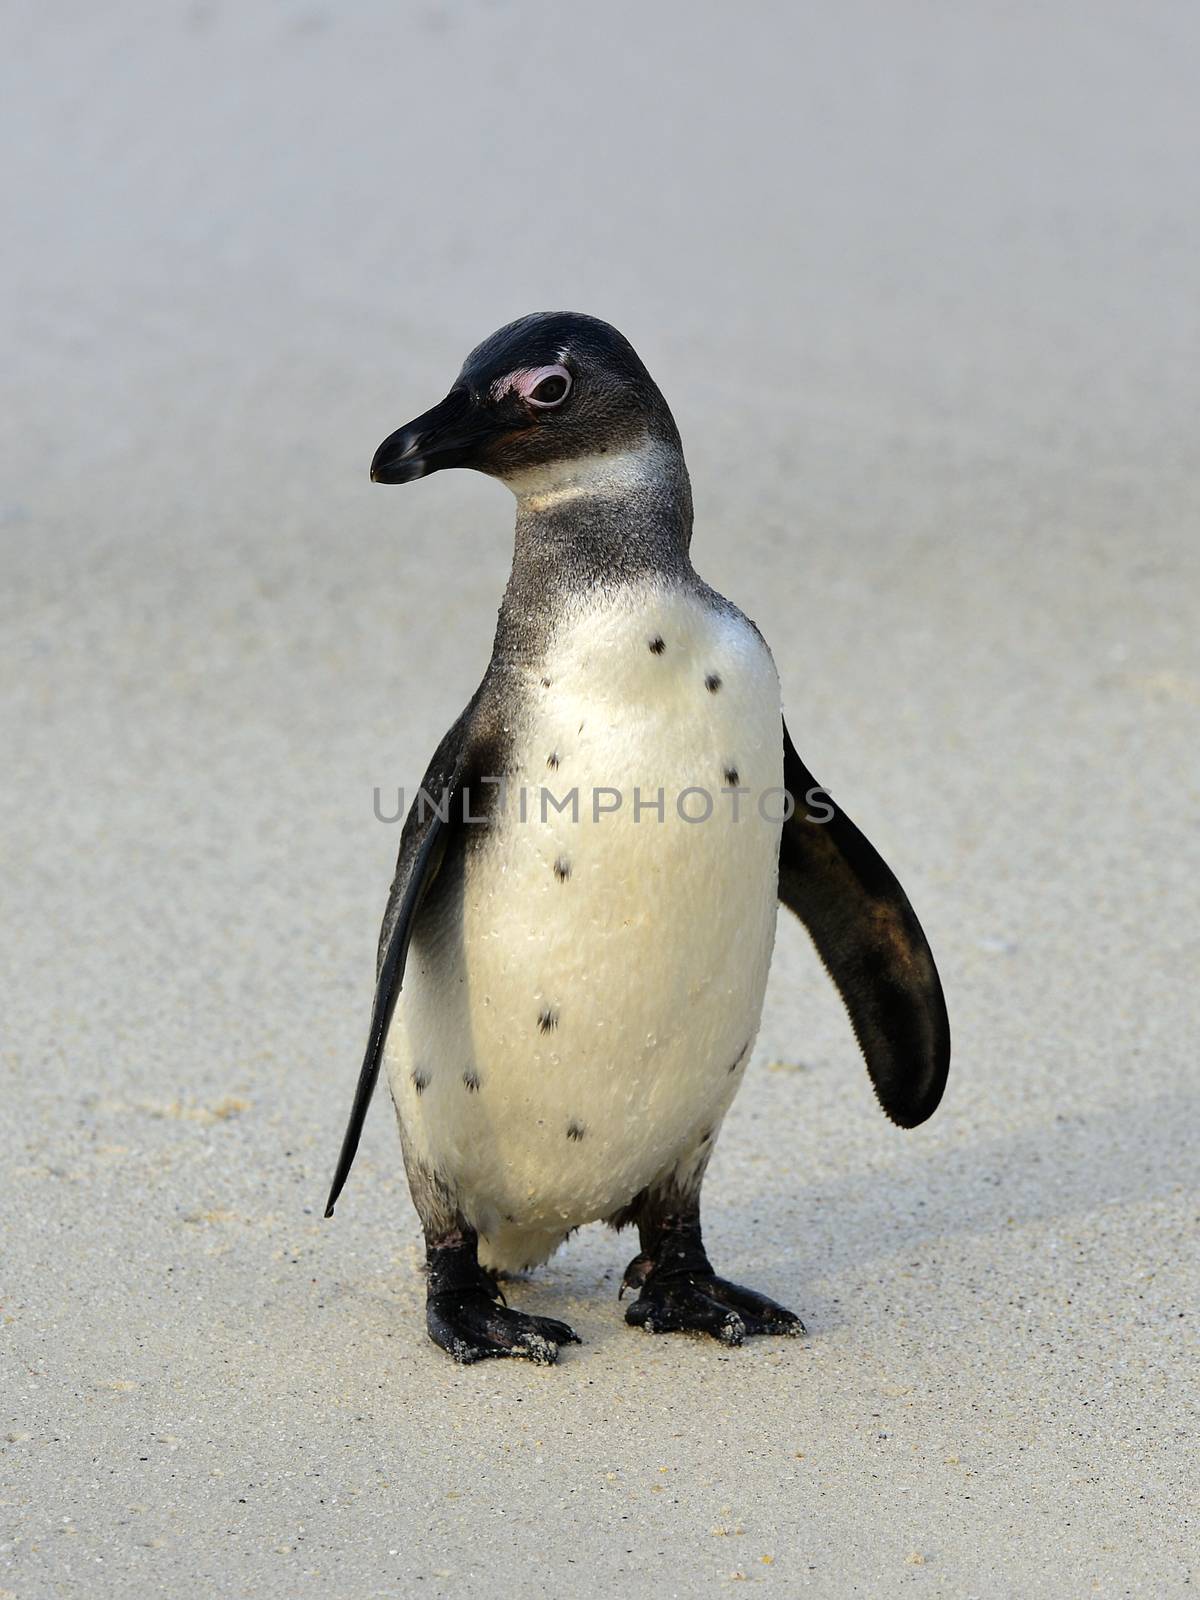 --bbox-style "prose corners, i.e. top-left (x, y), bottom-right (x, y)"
top-left (779, 717), bottom-right (951, 1127)
top-left (323, 704), bottom-right (475, 1218)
